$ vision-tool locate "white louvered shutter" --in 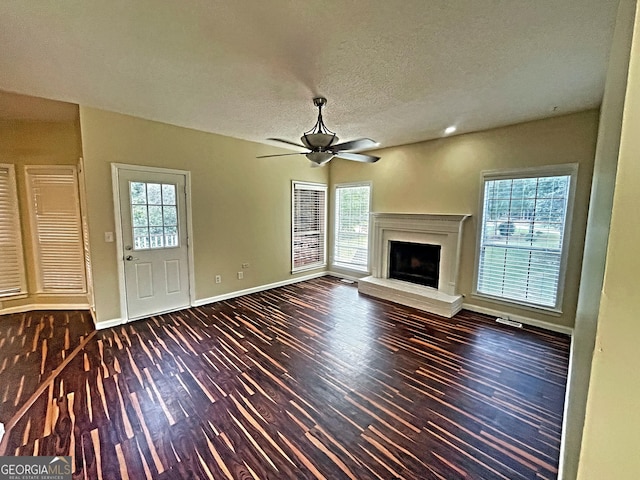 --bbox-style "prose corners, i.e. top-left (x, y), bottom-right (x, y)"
top-left (292, 182), bottom-right (327, 271)
top-left (0, 164), bottom-right (27, 297)
top-left (26, 166), bottom-right (87, 293)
